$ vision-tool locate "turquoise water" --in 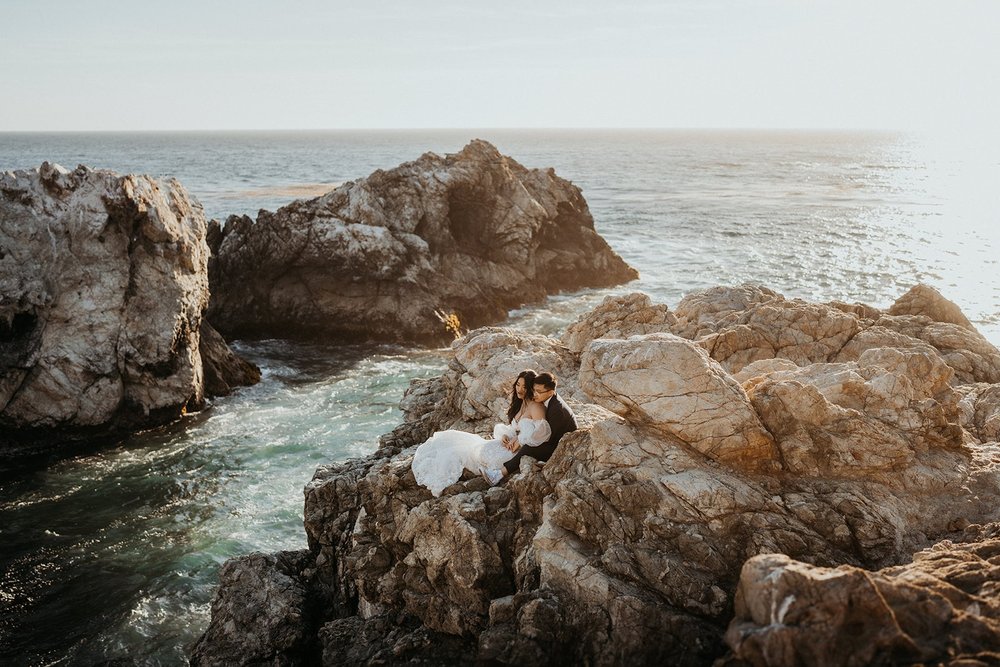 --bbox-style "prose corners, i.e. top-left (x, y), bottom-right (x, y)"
top-left (0, 342), bottom-right (445, 664)
top-left (1, 130), bottom-right (998, 664)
